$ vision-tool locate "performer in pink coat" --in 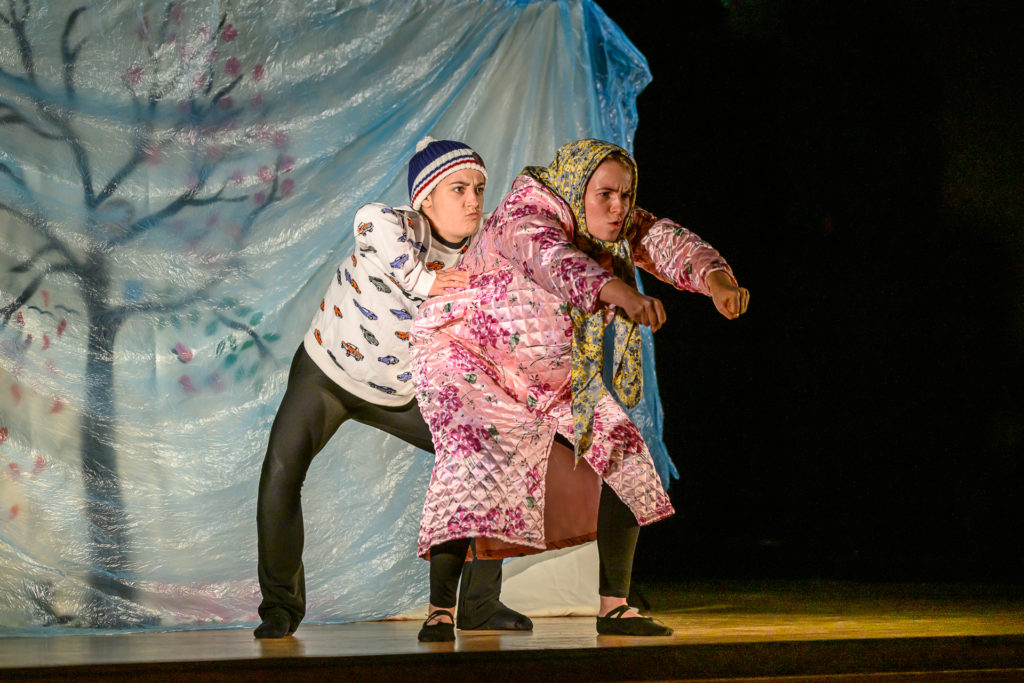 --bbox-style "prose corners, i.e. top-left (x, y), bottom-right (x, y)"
top-left (254, 138), bottom-right (530, 638)
top-left (410, 139), bottom-right (750, 641)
